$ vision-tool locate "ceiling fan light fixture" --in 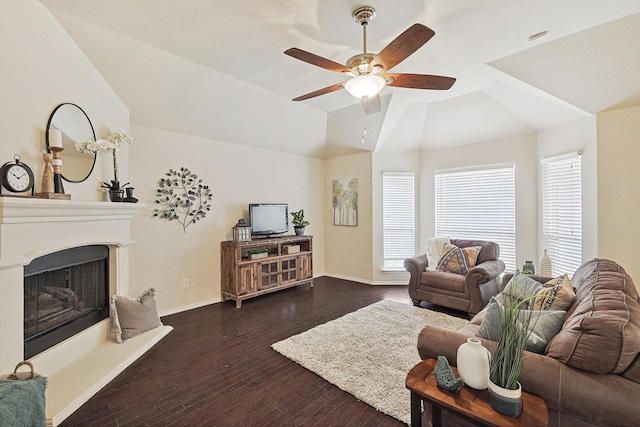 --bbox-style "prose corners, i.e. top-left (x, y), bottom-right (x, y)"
top-left (344, 74), bottom-right (385, 99)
